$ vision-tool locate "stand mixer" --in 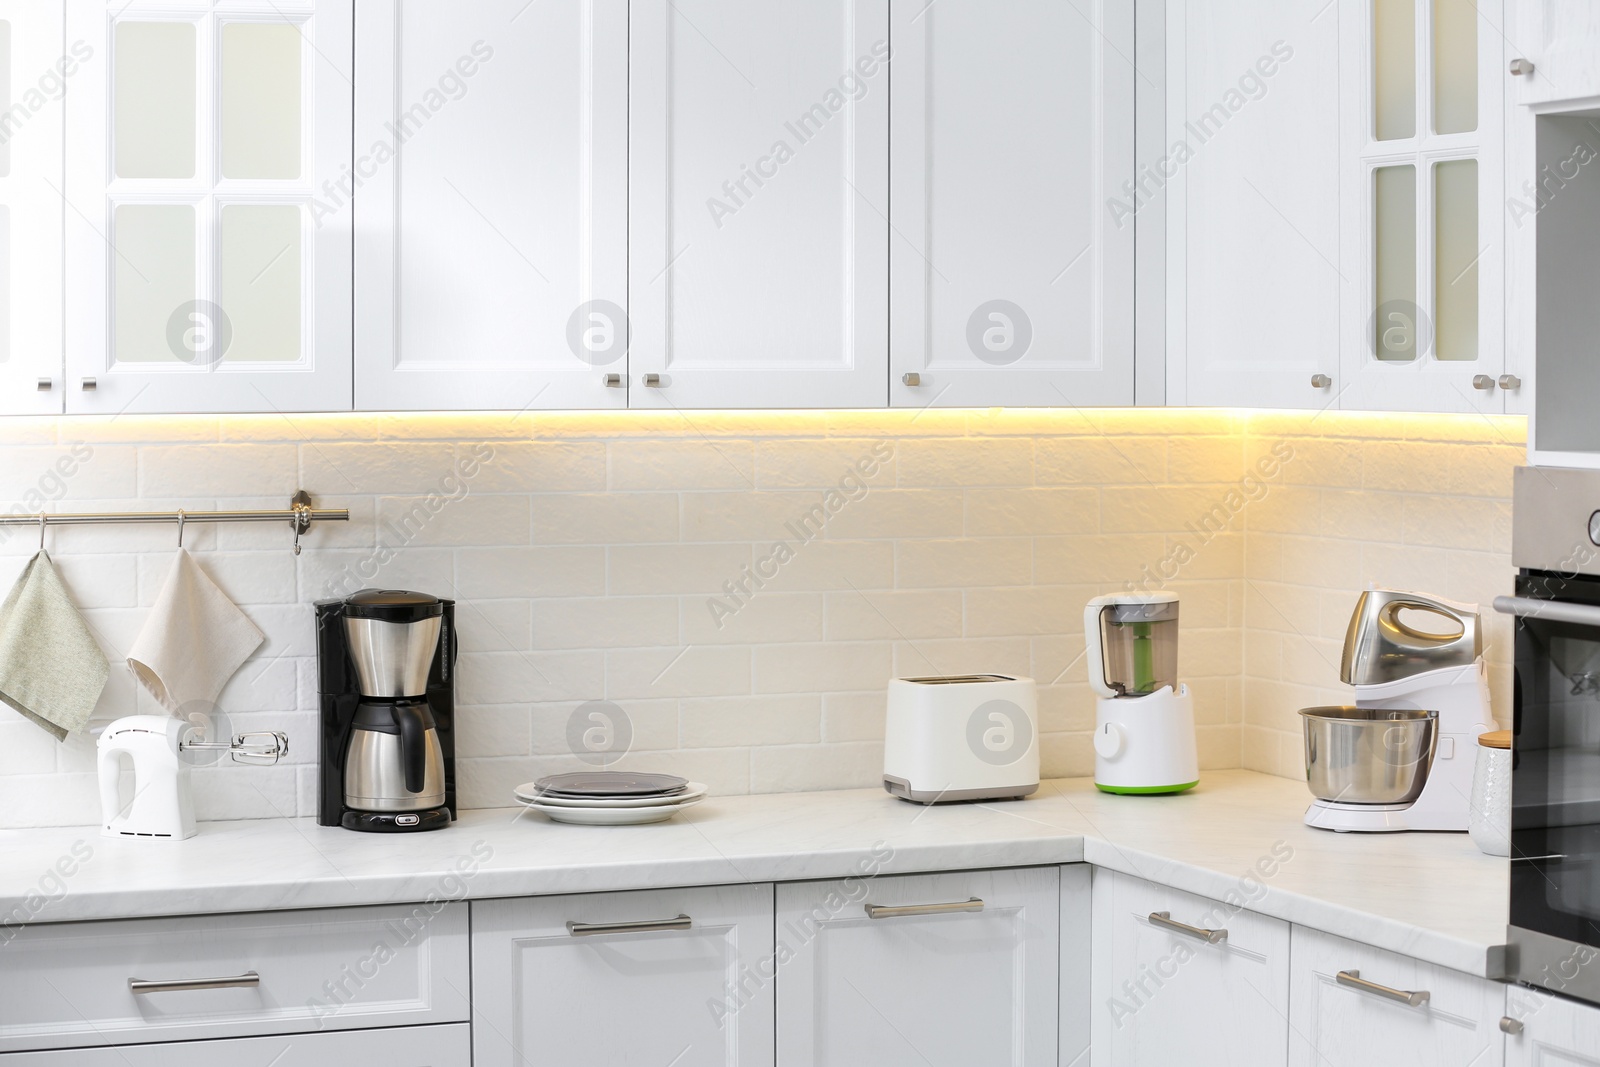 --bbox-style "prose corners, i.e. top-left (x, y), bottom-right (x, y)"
top-left (1302, 589), bottom-right (1495, 832)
